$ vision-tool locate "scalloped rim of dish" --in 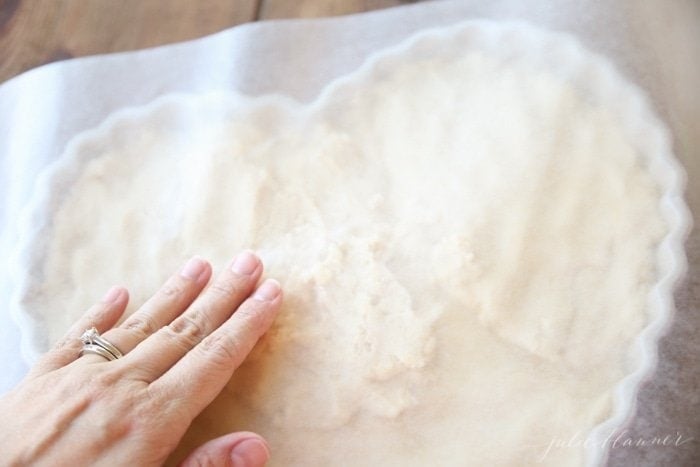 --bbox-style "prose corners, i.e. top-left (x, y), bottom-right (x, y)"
top-left (9, 20), bottom-right (691, 467)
